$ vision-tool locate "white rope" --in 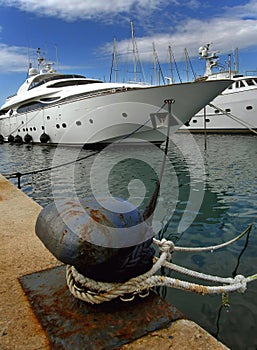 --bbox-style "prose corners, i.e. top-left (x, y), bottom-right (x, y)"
top-left (66, 224), bottom-right (256, 304)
